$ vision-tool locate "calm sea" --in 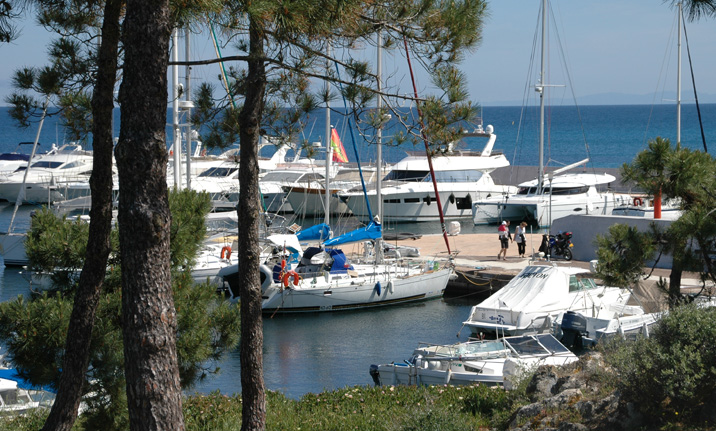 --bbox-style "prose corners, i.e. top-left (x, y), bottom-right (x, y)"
top-left (0, 103), bottom-right (713, 399)
top-left (1, 104), bottom-right (714, 168)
